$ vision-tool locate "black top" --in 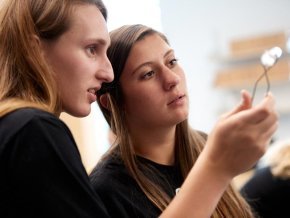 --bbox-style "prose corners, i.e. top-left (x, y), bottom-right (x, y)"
top-left (240, 166), bottom-right (290, 218)
top-left (89, 154), bottom-right (183, 218)
top-left (0, 108), bottom-right (109, 218)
